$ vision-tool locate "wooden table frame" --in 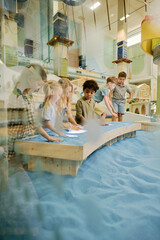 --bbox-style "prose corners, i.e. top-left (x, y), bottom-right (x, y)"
top-left (15, 124), bottom-right (141, 176)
